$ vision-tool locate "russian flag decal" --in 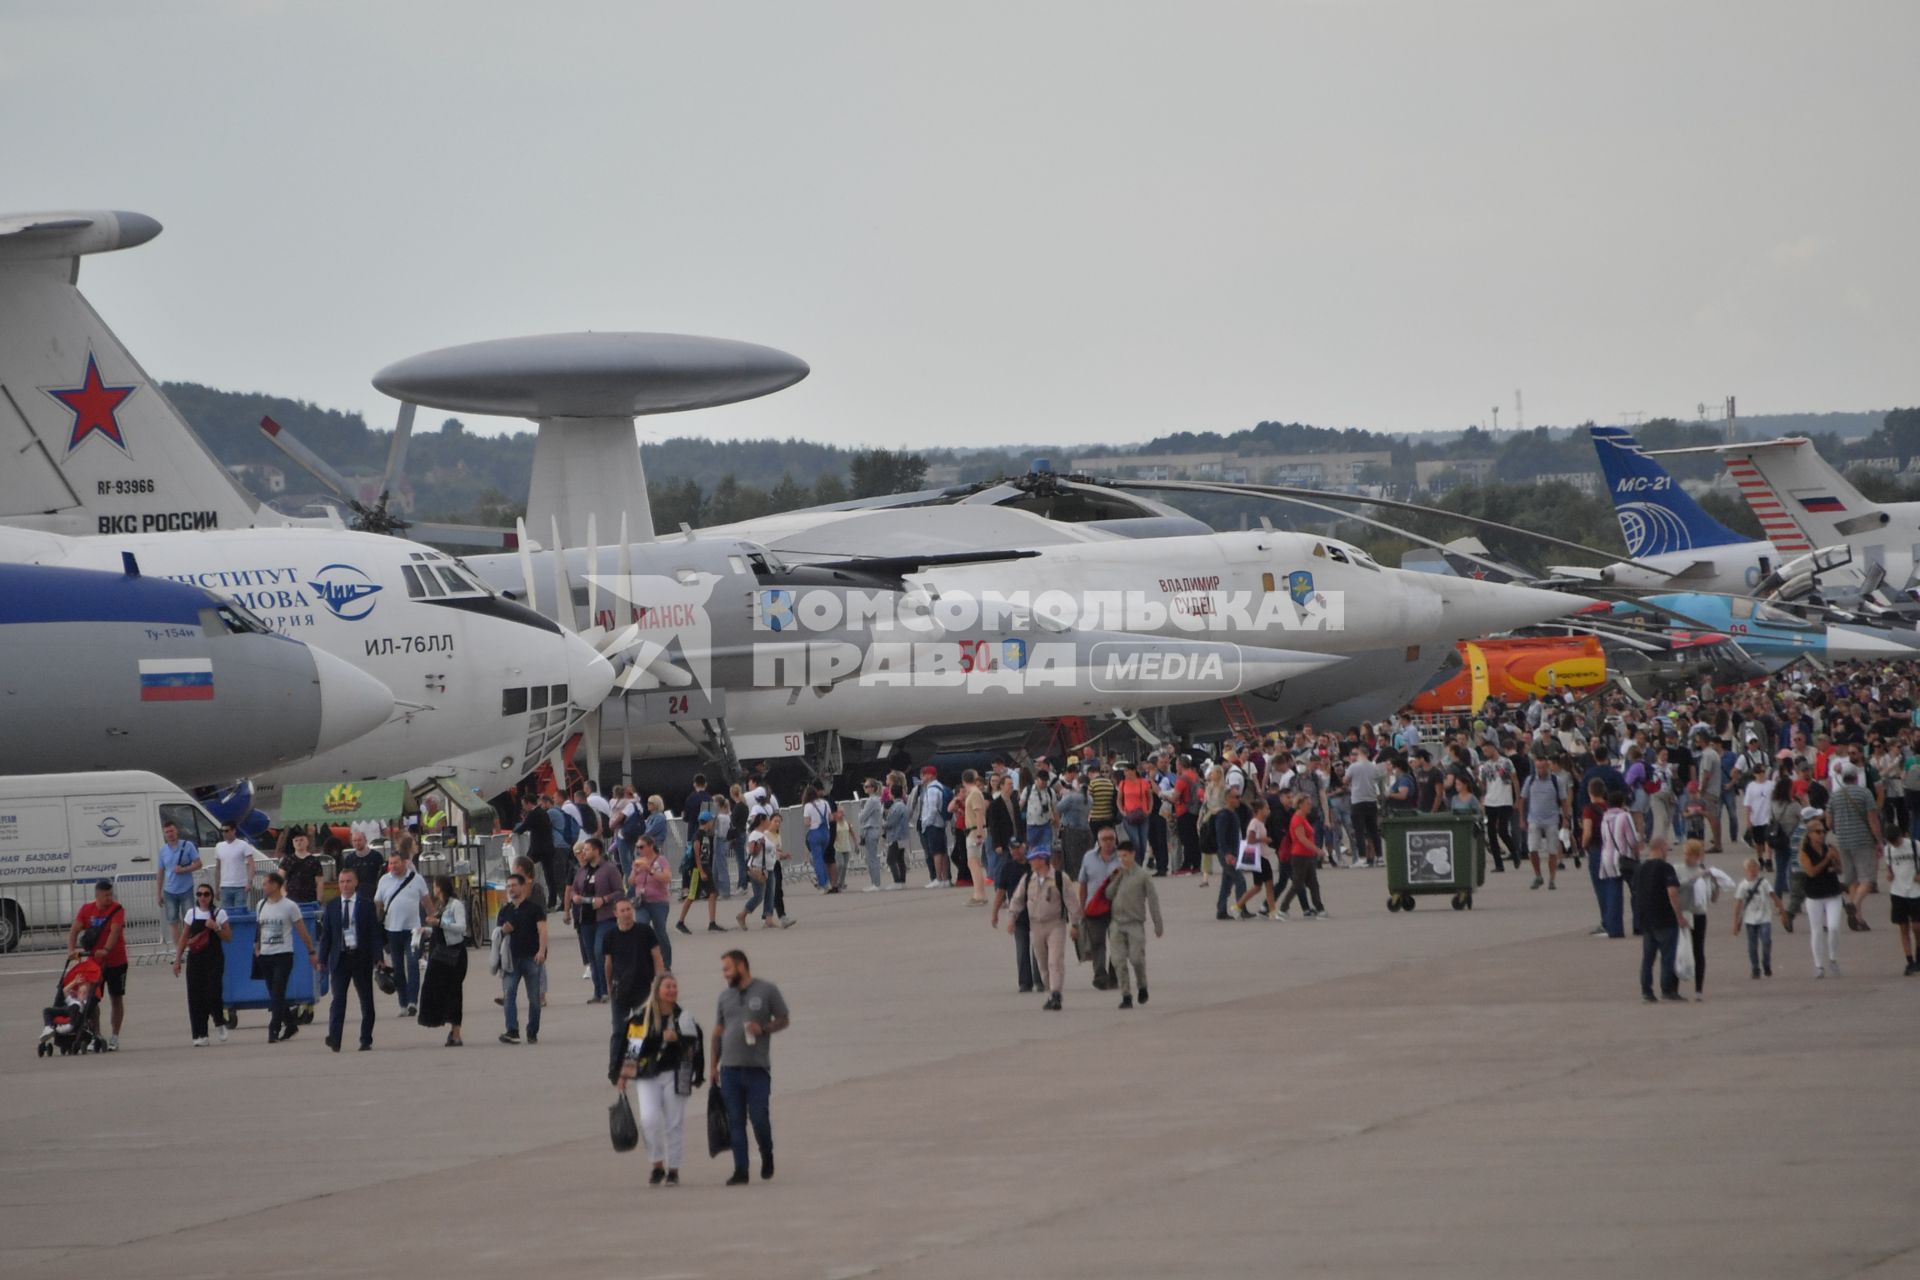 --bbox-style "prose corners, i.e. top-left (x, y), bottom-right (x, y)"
top-left (140, 658), bottom-right (214, 702)
top-left (1798, 495), bottom-right (1845, 513)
